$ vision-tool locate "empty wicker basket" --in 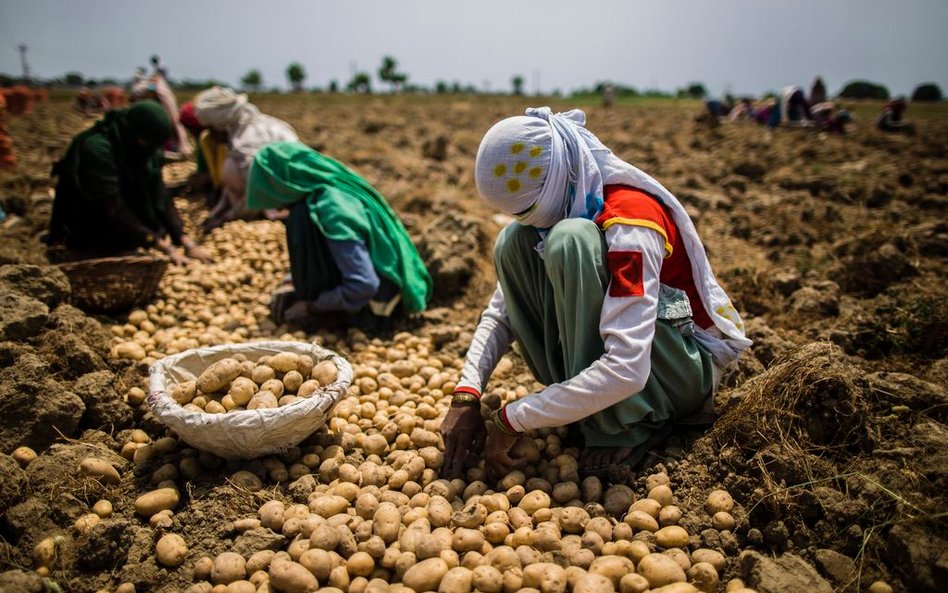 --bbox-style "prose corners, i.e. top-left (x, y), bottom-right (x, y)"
top-left (56, 254), bottom-right (169, 314)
